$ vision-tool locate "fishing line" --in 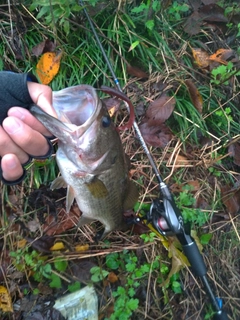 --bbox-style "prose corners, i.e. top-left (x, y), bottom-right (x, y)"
top-left (79, 0), bottom-right (163, 187)
top-left (79, 1), bottom-right (229, 319)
